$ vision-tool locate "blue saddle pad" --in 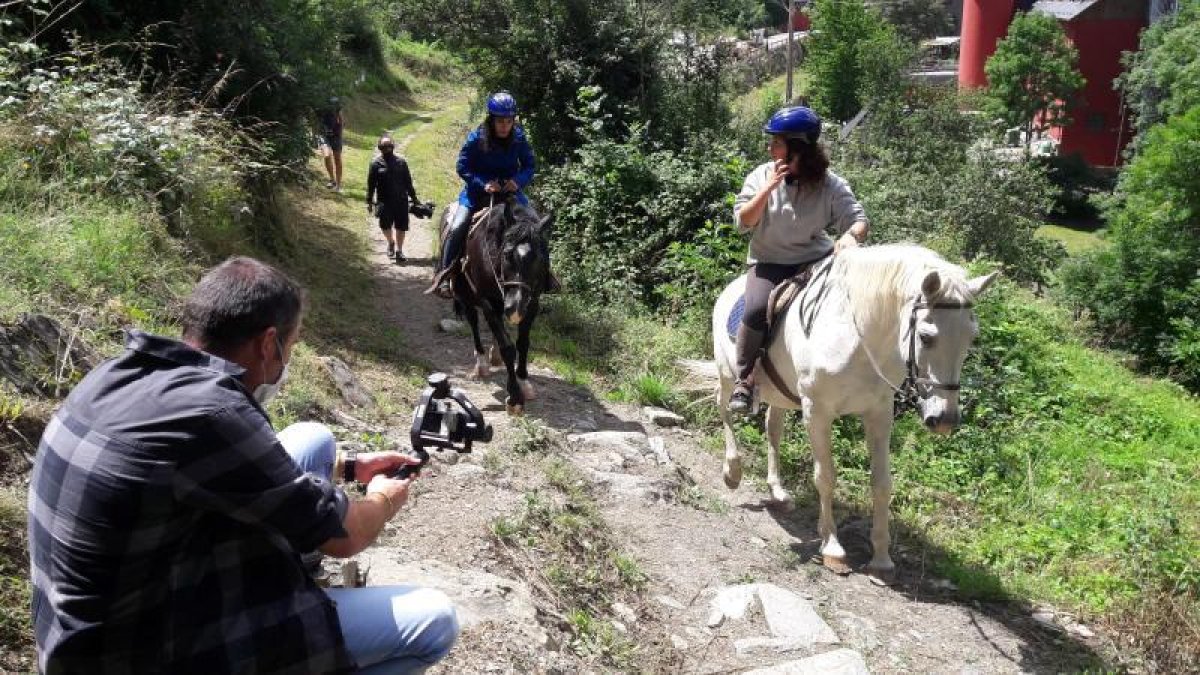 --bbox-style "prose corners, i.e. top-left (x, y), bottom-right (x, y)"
top-left (726, 295), bottom-right (745, 342)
